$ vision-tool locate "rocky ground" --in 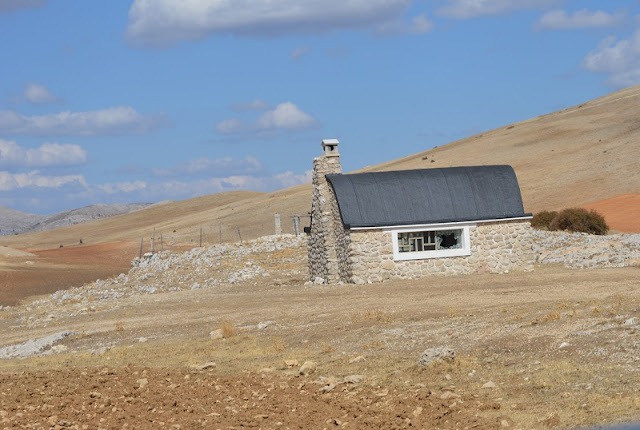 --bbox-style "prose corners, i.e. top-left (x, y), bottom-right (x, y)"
top-left (1, 231), bottom-right (640, 429)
